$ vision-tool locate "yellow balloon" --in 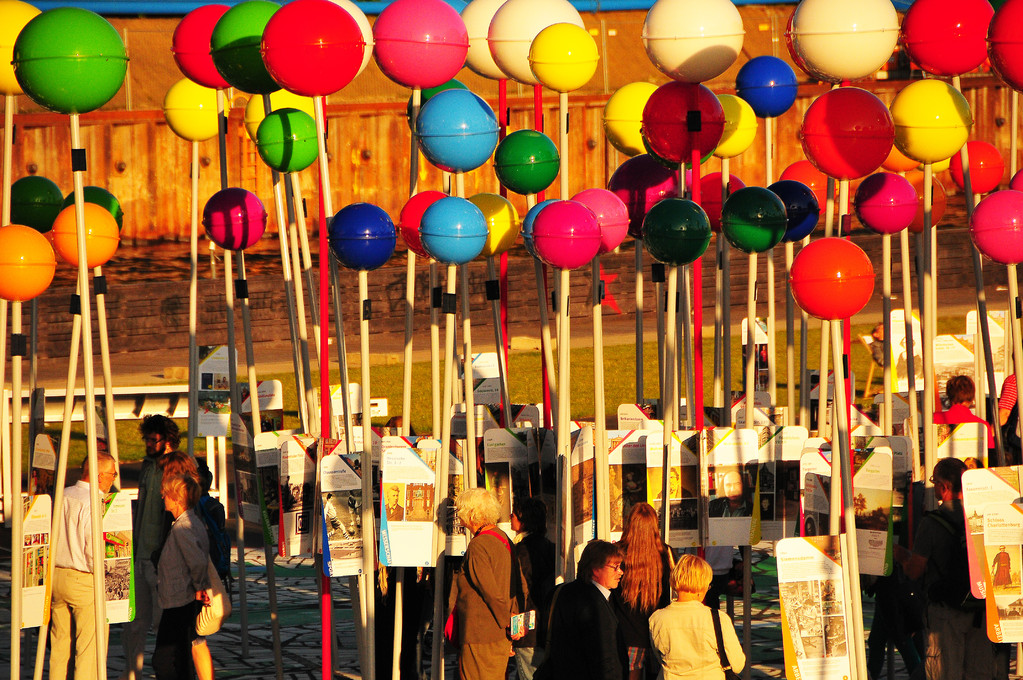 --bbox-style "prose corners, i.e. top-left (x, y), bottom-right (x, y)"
top-left (603, 82), bottom-right (658, 157)
top-left (918, 157), bottom-right (951, 173)
top-left (890, 79), bottom-right (972, 164)
top-left (528, 23), bottom-right (599, 93)
top-left (469, 193), bottom-right (520, 257)
top-left (163, 78), bottom-right (219, 142)
top-left (243, 90), bottom-right (315, 143)
top-left (0, 0), bottom-right (41, 96)
top-left (714, 94), bottom-right (758, 159)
